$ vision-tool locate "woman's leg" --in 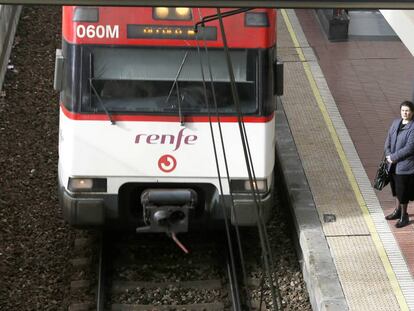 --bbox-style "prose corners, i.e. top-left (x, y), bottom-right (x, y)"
top-left (385, 198), bottom-right (401, 220)
top-left (396, 203), bottom-right (409, 228)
